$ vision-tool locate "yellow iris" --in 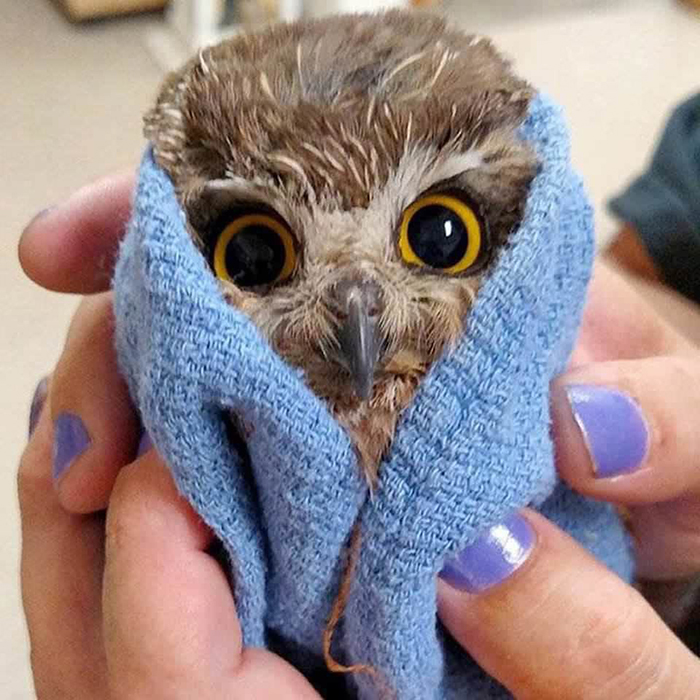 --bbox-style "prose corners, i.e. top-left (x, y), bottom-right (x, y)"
top-left (398, 194), bottom-right (483, 274)
top-left (212, 213), bottom-right (297, 287)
